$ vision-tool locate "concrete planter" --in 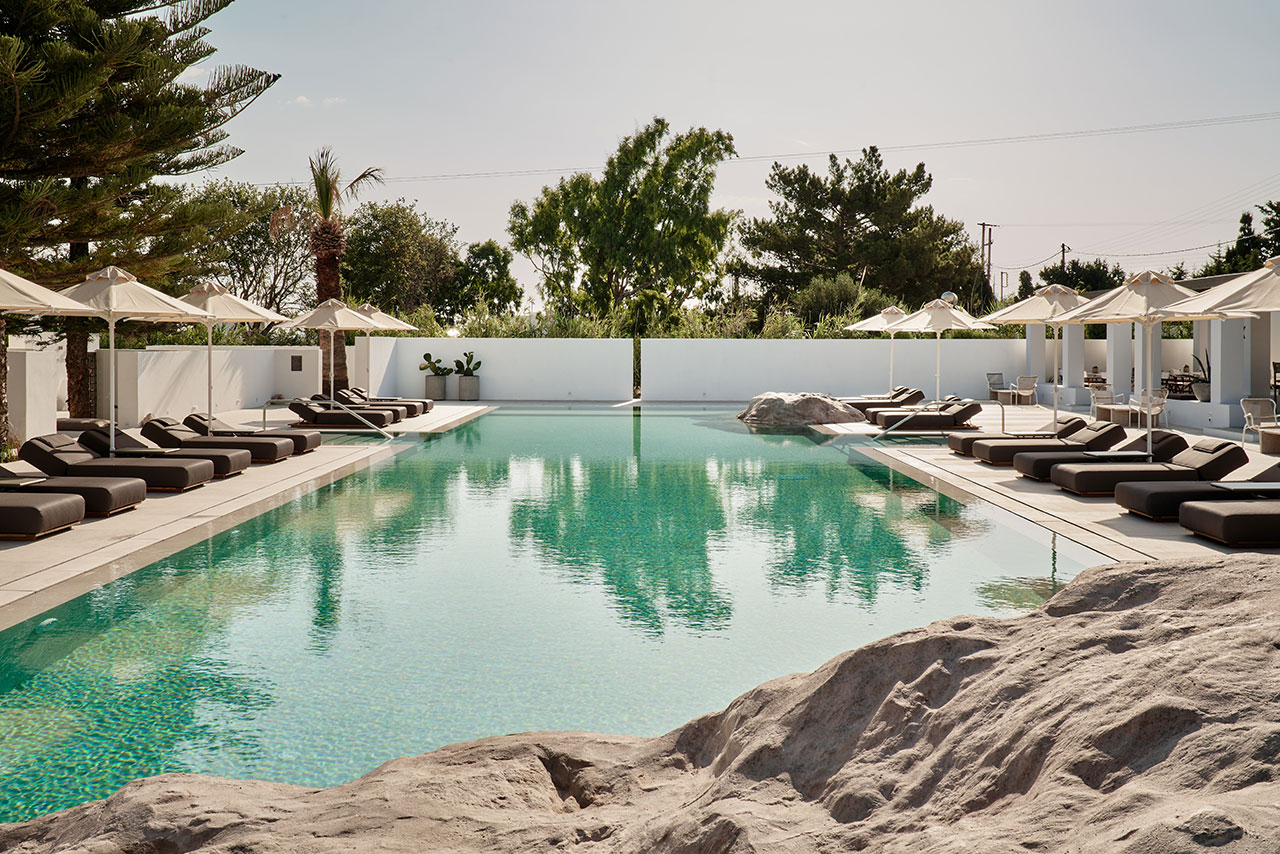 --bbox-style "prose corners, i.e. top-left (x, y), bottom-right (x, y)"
top-left (424, 374), bottom-right (448, 401)
top-left (457, 375), bottom-right (479, 401)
